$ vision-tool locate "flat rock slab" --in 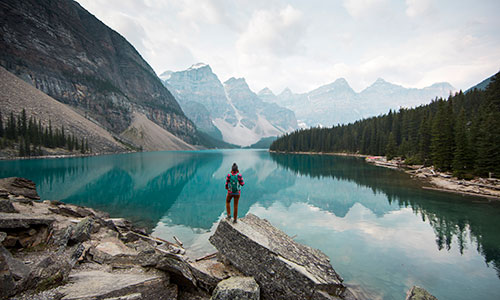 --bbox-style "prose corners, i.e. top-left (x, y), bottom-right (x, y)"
top-left (209, 214), bottom-right (354, 300)
top-left (211, 276), bottom-right (260, 300)
top-left (89, 237), bottom-right (138, 264)
top-left (0, 213), bottom-right (55, 229)
top-left (59, 270), bottom-right (174, 300)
